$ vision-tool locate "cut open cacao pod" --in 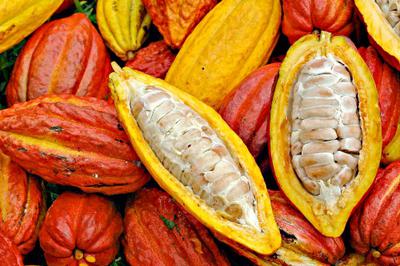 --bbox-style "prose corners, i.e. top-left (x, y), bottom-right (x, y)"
top-left (0, 231), bottom-right (24, 266)
top-left (269, 31), bottom-right (382, 237)
top-left (109, 65), bottom-right (281, 255)
top-left (0, 95), bottom-right (149, 195)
